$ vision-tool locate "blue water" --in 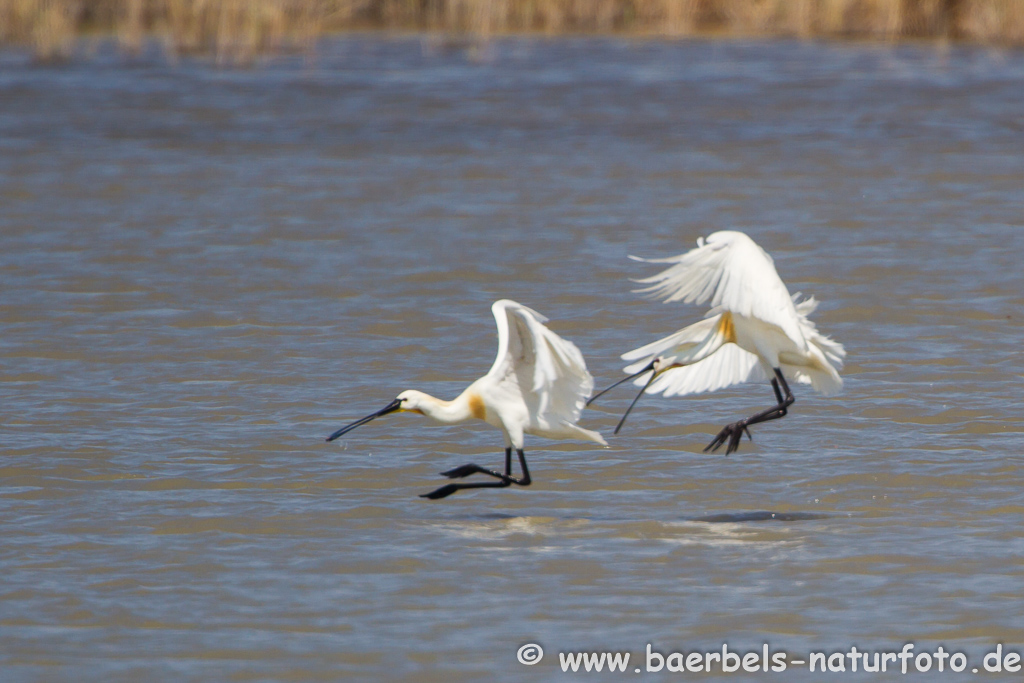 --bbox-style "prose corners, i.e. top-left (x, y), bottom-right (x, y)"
top-left (2, 36), bottom-right (1024, 681)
